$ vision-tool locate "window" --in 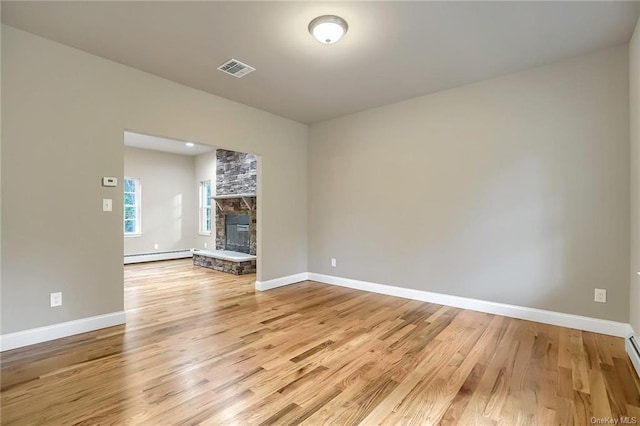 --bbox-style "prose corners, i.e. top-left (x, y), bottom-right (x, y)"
top-left (124, 178), bottom-right (141, 235)
top-left (199, 180), bottom-right (212, 234)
